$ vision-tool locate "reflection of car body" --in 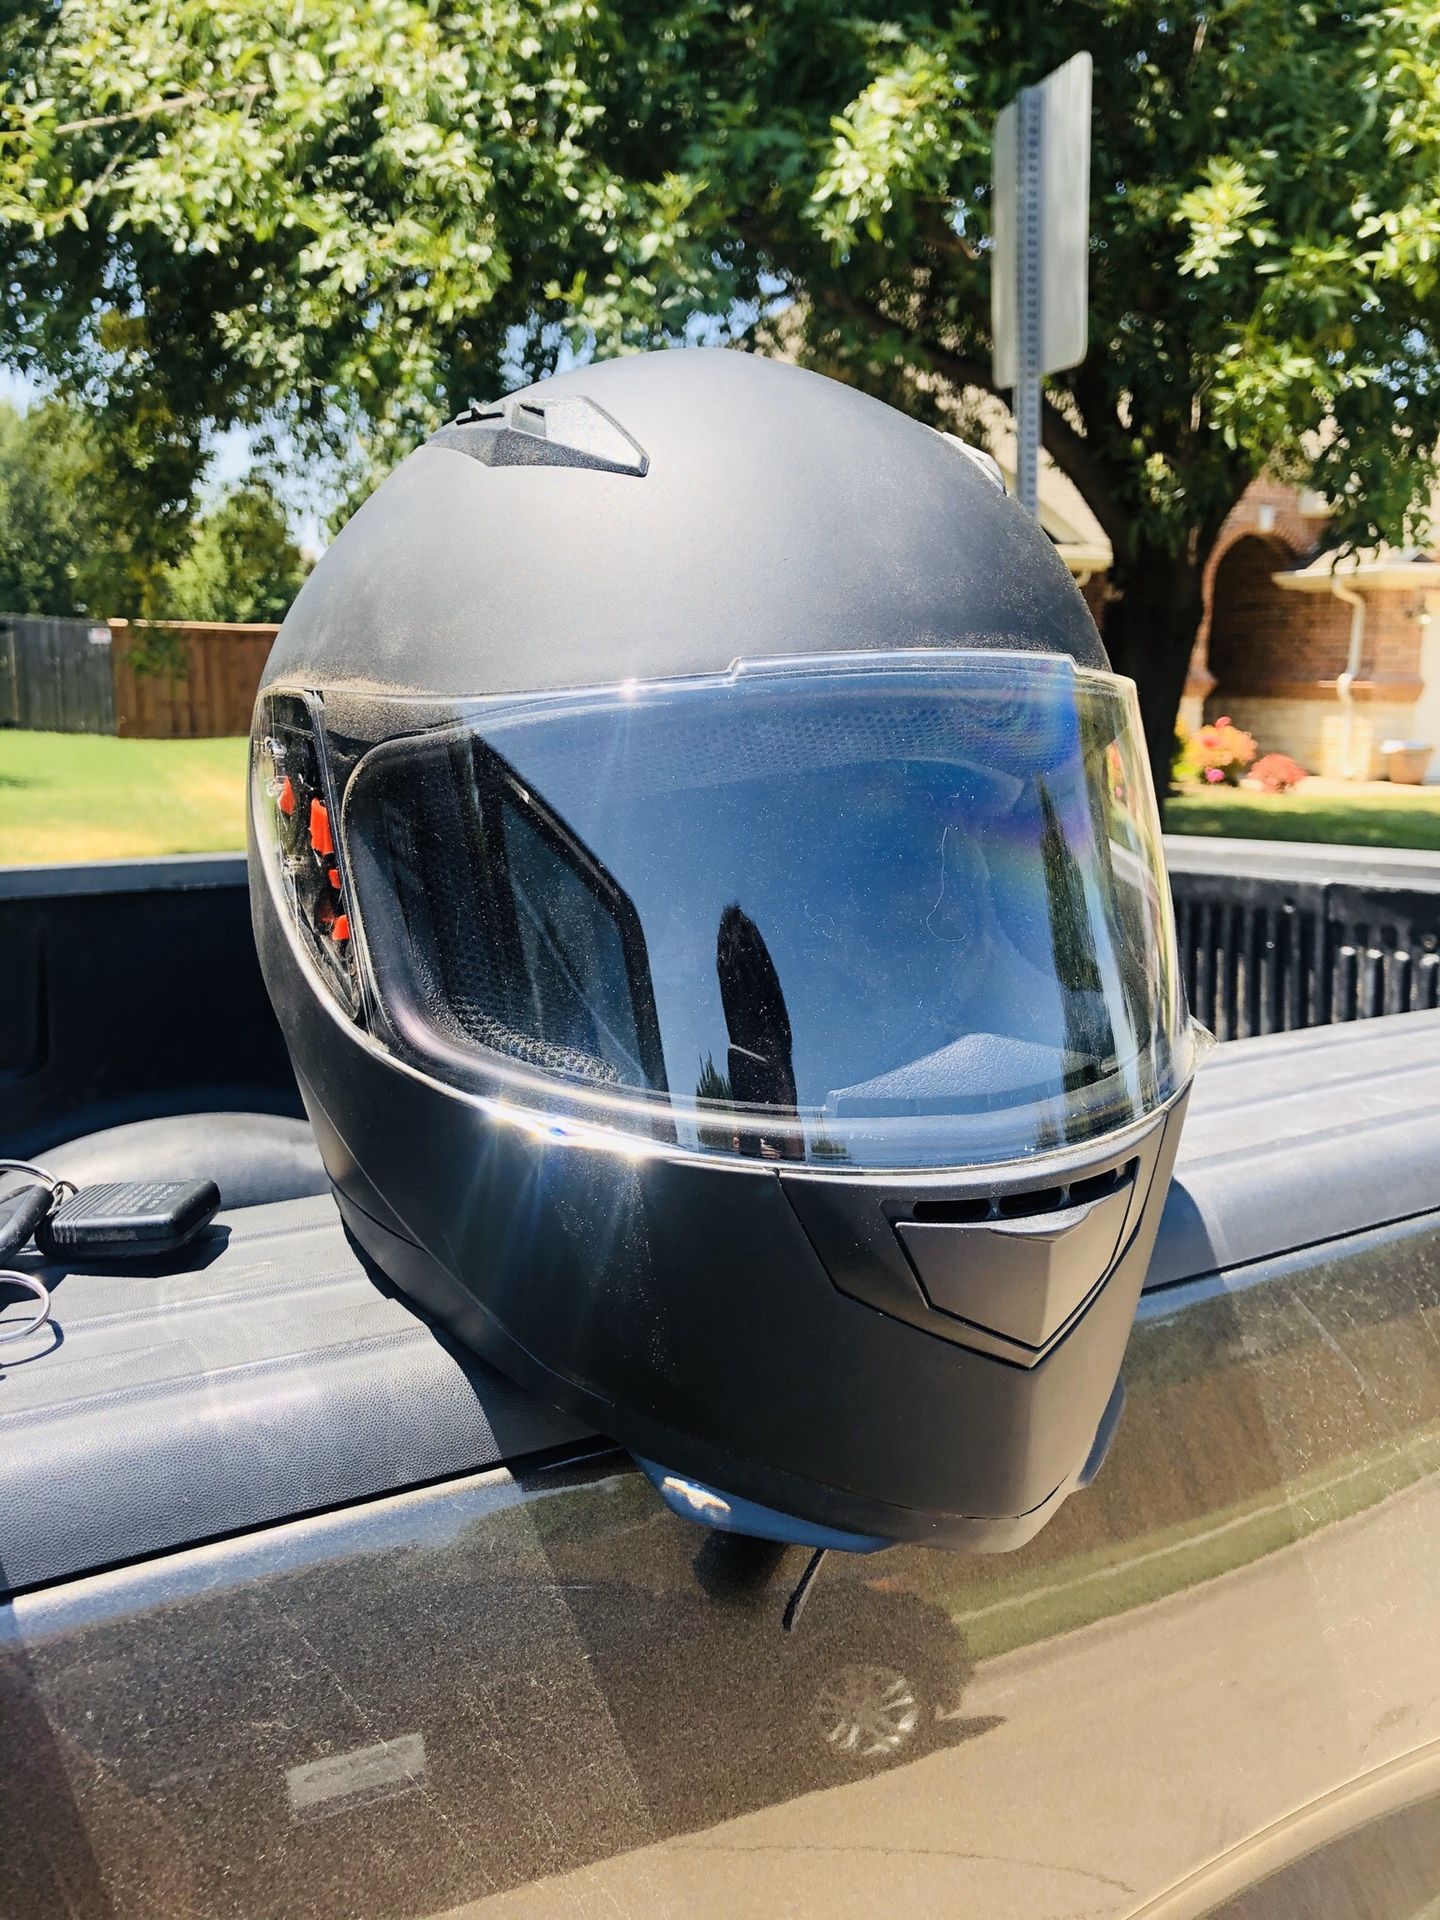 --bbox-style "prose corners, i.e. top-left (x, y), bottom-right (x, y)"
top-left (4, 1539), bottom-right (979, 1920)
top-left (4, 854), bottom-right (1440, 1919)
top-left (563, 1571), bottom-right (981, 1797)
